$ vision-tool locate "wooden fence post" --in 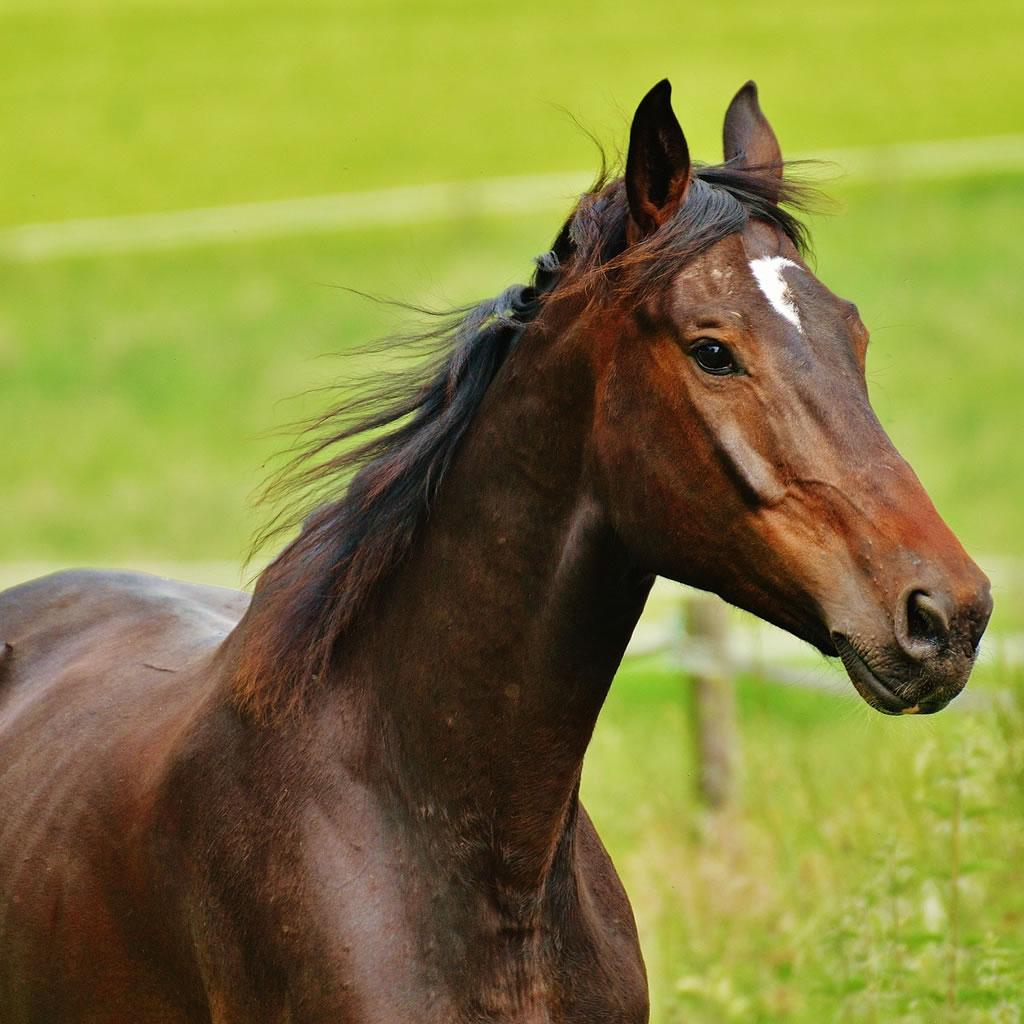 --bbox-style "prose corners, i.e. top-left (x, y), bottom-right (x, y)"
top-left (682, 594), bottom-right (741, 811)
